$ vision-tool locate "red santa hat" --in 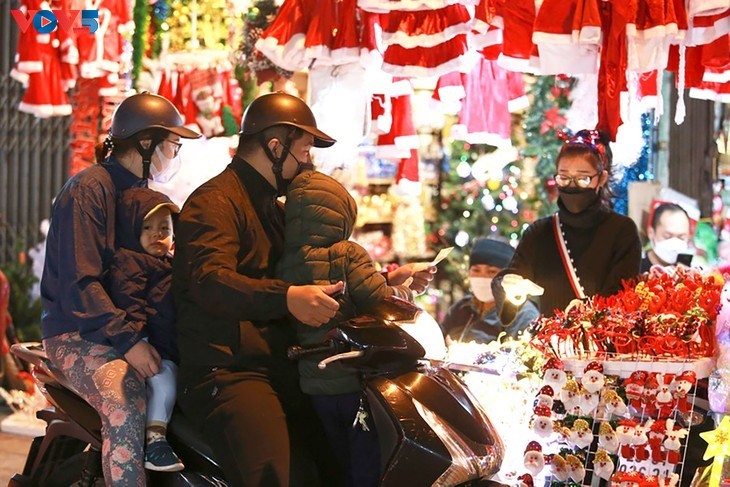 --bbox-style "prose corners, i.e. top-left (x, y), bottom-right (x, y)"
top-left (644, 373), bottom-right (659, 390)
top-left (543, 357), bottom-right (564, 373)
top-left (534, 404), bottom-right (552, 418)
top-left (662, 373), bottom-right (675, 386)
top-left (618, 419), bottom-right (638, 429)
top-left (650, 419), bottom-right (667, 433)
top-left (676, 370), bottom-right (697, 384)
top-left (524, 440), bottom-right (542, 455)
top-left (584, 361), bottom-right (604, 375)
top-left (628, 370), bottom-right (649, 383)
top-left (538, 385), bottom-right (555, 397)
